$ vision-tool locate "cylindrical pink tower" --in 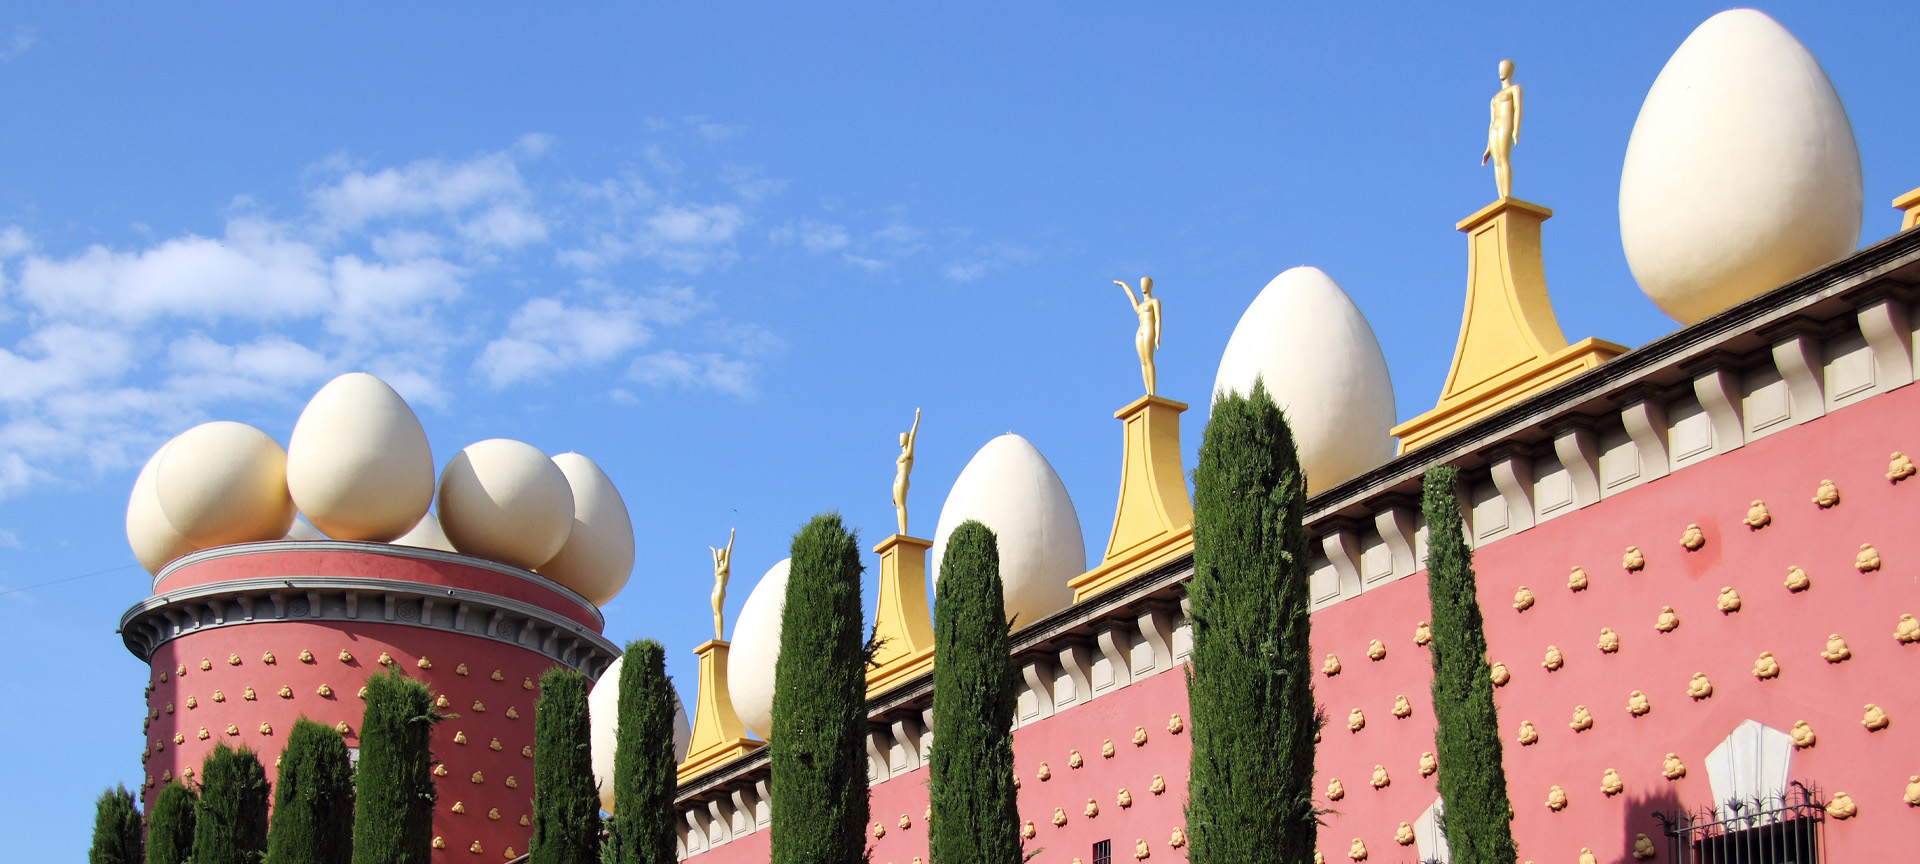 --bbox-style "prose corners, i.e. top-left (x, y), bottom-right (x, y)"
top-left (123, 540), bottom-right (618, 862)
